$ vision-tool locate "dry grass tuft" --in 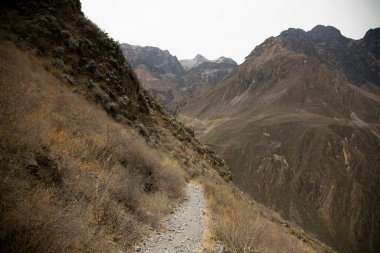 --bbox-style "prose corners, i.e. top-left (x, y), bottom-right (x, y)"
top-left (138, 191), bottom-right (173, 228)
top-left (201, 178), bottom-right (329, 253)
